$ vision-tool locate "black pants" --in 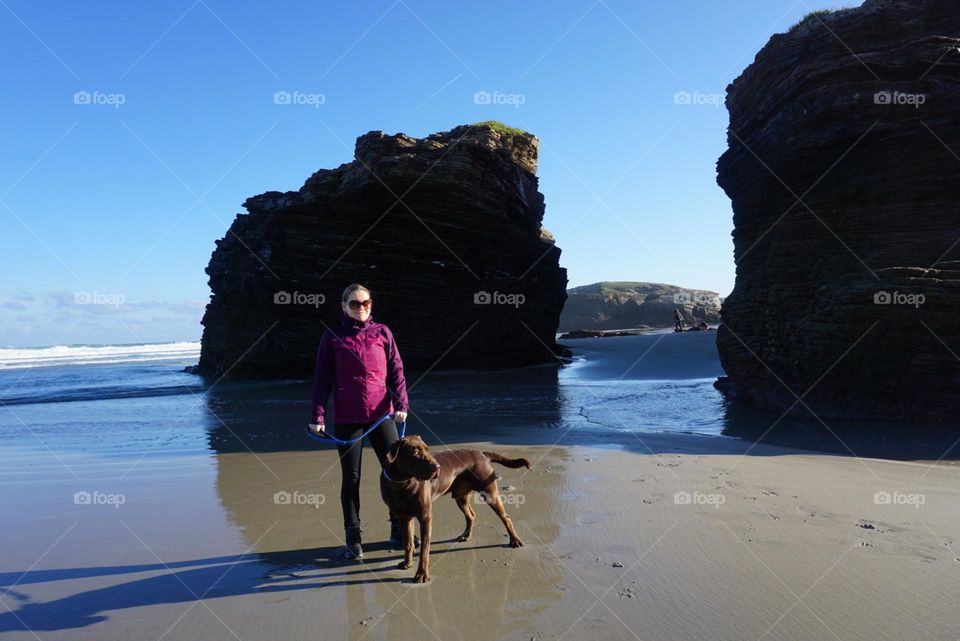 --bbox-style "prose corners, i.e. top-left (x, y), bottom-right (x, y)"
top-left (334, 417), bottom-right (400, 530)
